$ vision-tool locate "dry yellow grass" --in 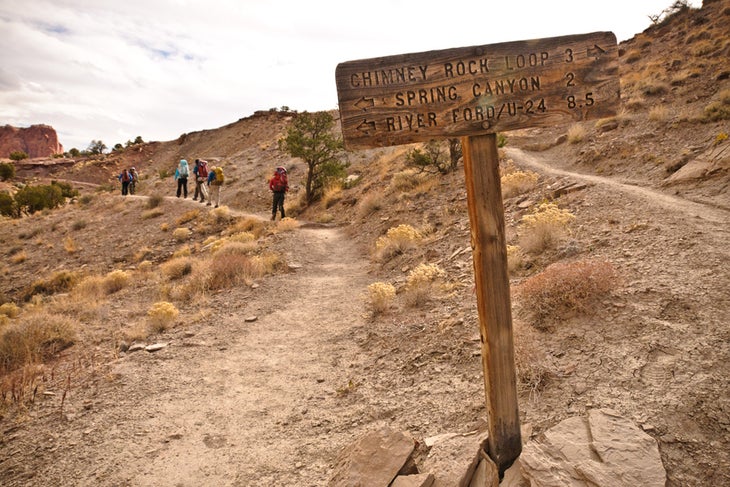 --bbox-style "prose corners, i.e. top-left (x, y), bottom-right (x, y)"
top-left (403, 263), bottom-right (446, 307)
top-left (518, 203), bottom-right (575, 254)
top-left (147, 301), bottom-right (179, 333)
top-left (161, 257), bottom-right (194, 280)
top-left (176, 209), bottom-right (200, 225)
top-left (501, 170), bottom-right (539, 199)
top-left (567, 124), bottom-right (587, 144)
top-left (375, 224), bottom-right (423, 261)
top-left (173, 227), bottom-right (191, 242)
top-left (102, 270), bottom-right (131, 294)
